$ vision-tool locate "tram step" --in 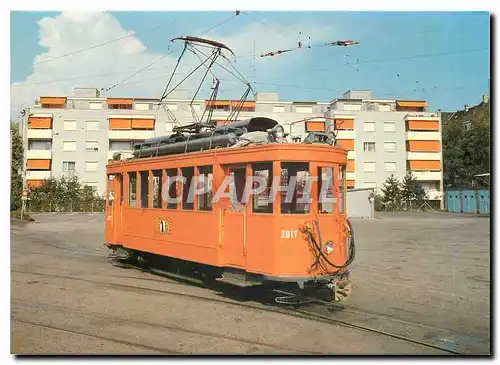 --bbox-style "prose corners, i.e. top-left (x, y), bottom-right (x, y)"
top-left (216, 272), bottom-right (262, 287)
